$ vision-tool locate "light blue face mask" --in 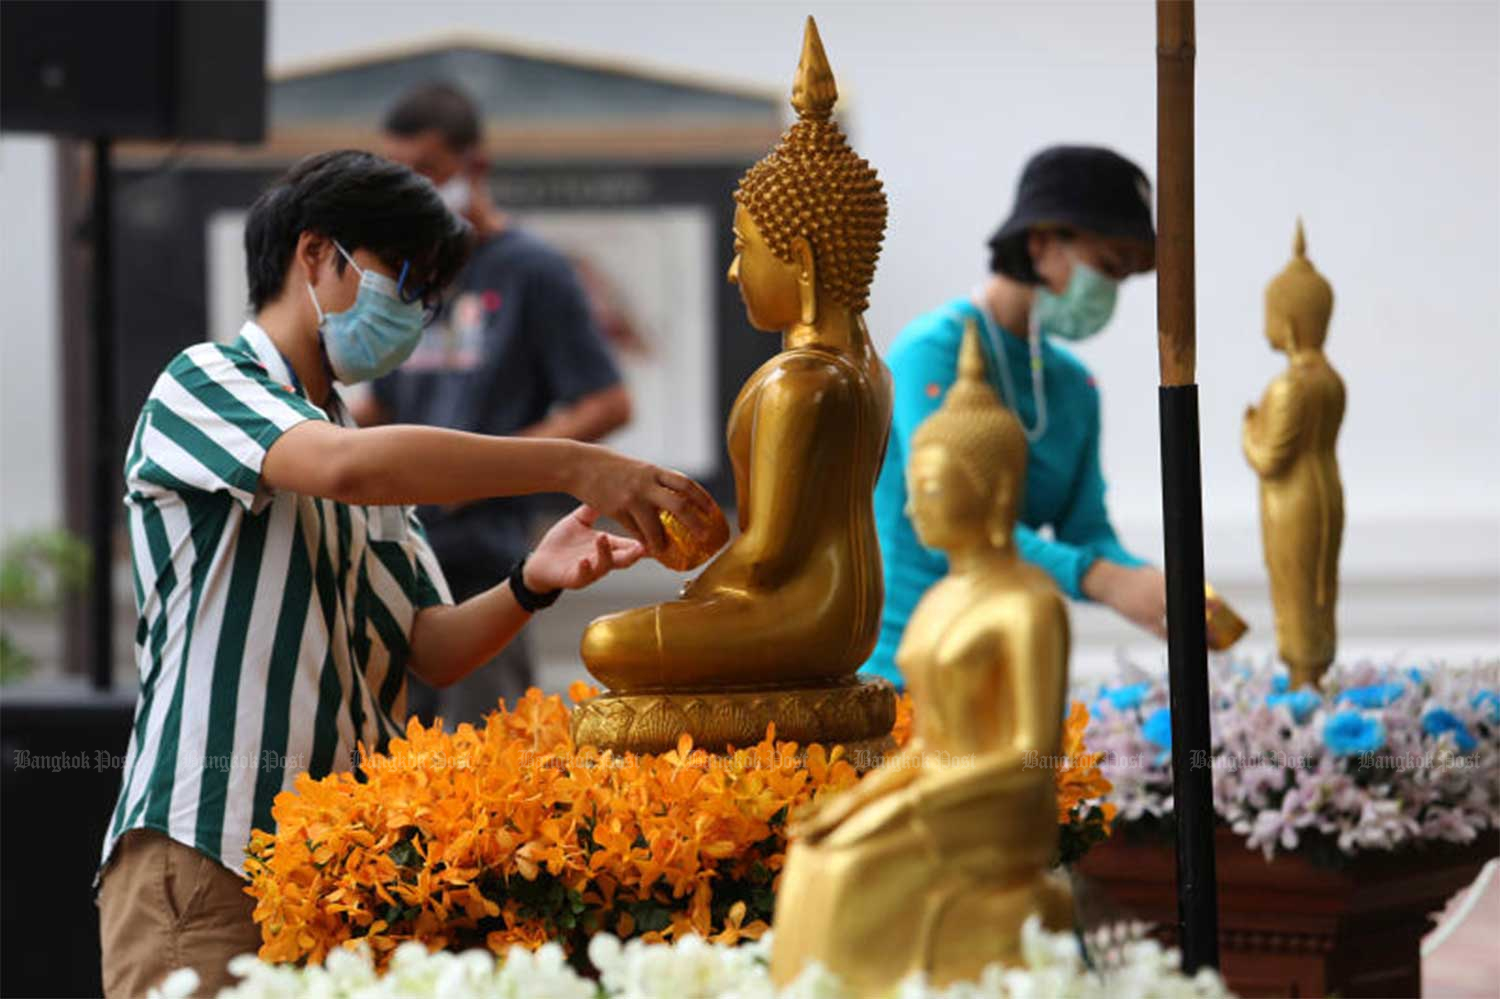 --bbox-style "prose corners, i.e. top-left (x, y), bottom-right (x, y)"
top-left (1033, 258), bottom-right (1119, 342)
top-left (306, 241), bottom-right (425, 384)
